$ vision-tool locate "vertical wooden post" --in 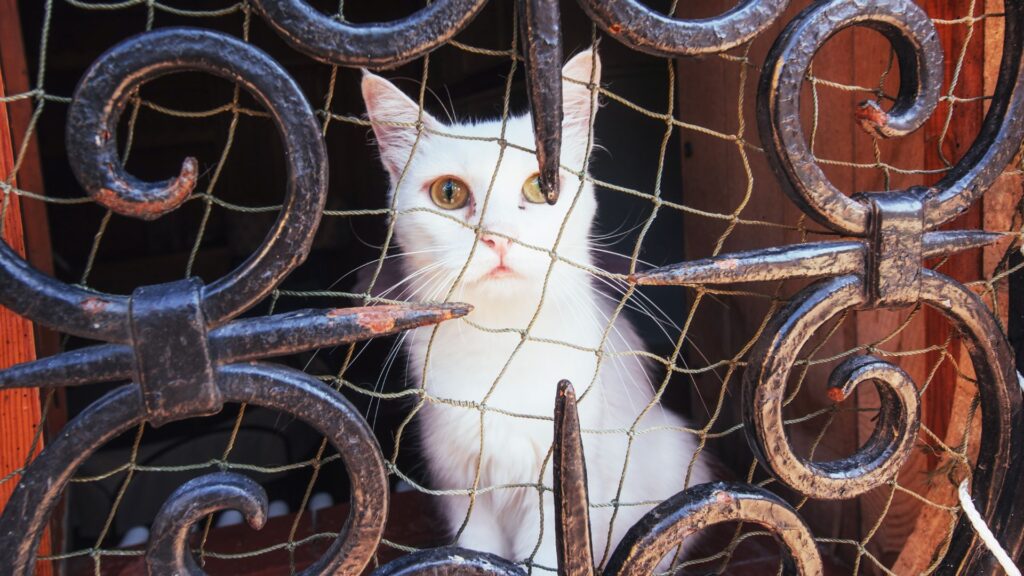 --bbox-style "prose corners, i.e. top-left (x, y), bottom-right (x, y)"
top-left (0, 0), bottom-right (53, 278)
top-left (0, 42), bottom-right (53, 576)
